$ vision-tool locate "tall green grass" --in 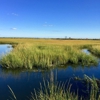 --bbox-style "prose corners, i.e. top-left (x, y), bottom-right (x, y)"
top-left (8, 75), bottom-right (100, 100)
top-left (77, 44), bottom-right (100, 57)
top-left (88, 45), bottom-right (100, 57)
top-left (31, 81), bottom-right (79, 100)
top-left (83, 75), bottom-right (100, 100)
top-left (0, 44), bottom-right (98, 69)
